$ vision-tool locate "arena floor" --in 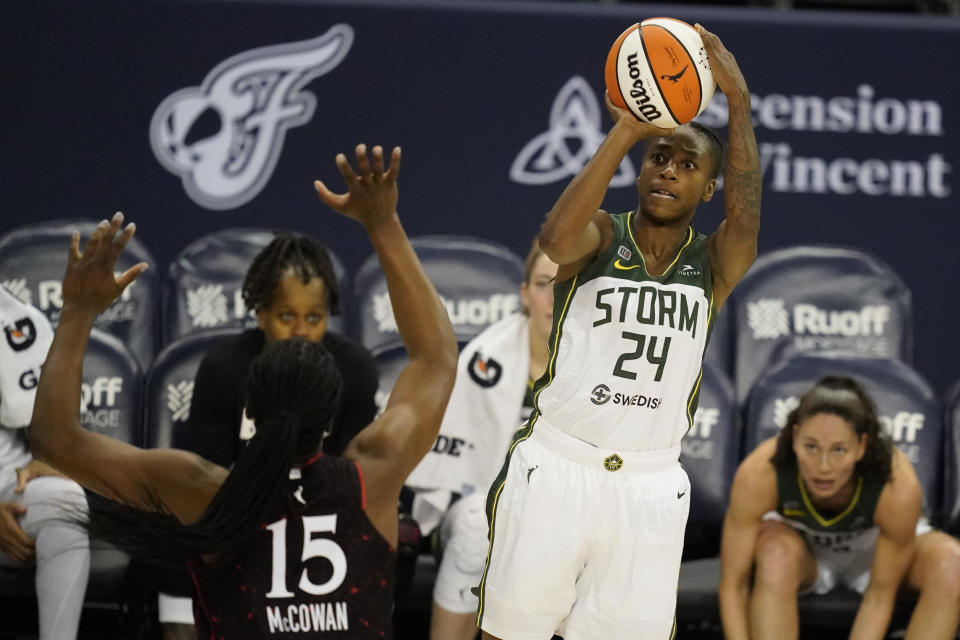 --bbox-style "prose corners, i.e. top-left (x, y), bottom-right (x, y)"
top-left (0, 601), bottom-right (865, 640)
